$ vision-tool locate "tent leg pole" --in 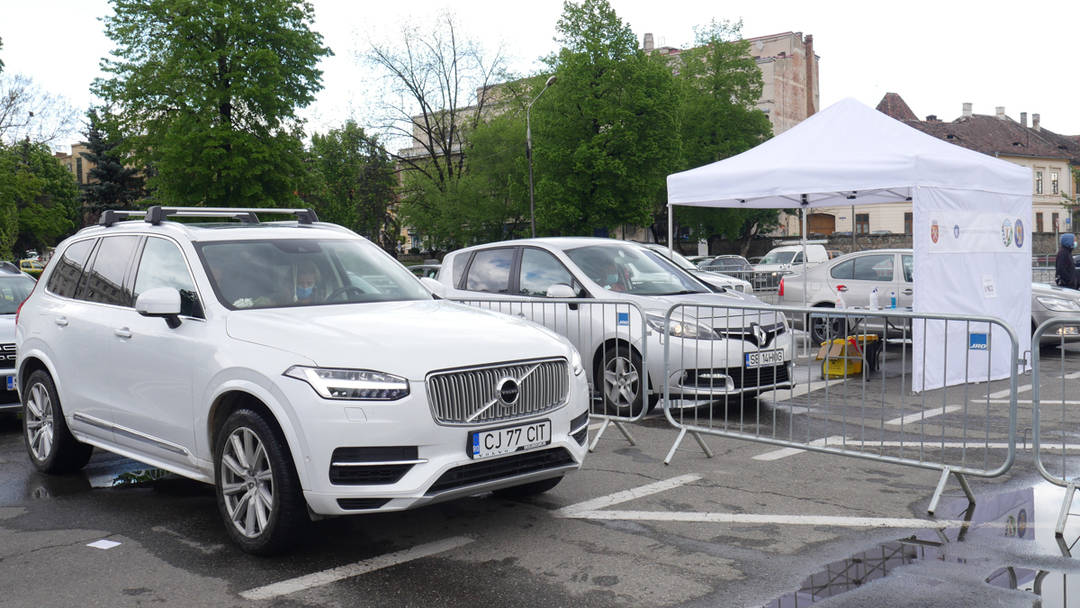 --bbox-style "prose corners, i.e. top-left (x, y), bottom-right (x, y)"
top-left (668, 203), bottom-right (674, 255)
